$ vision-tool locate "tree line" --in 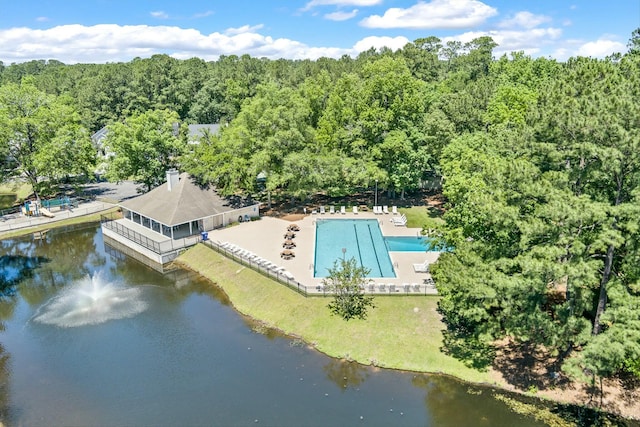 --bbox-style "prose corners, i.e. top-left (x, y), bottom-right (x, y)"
top-left (1, 30), bottom-right (639, 388)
